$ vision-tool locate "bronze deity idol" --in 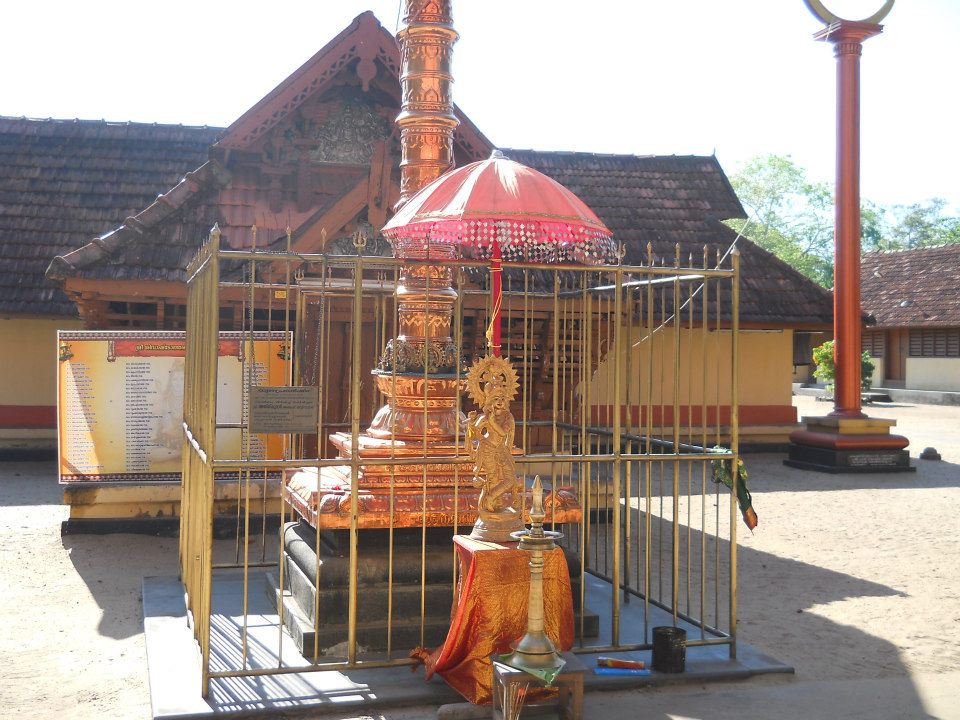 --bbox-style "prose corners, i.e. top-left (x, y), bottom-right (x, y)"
top-left (465, 355), bottom-right (526, 542)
